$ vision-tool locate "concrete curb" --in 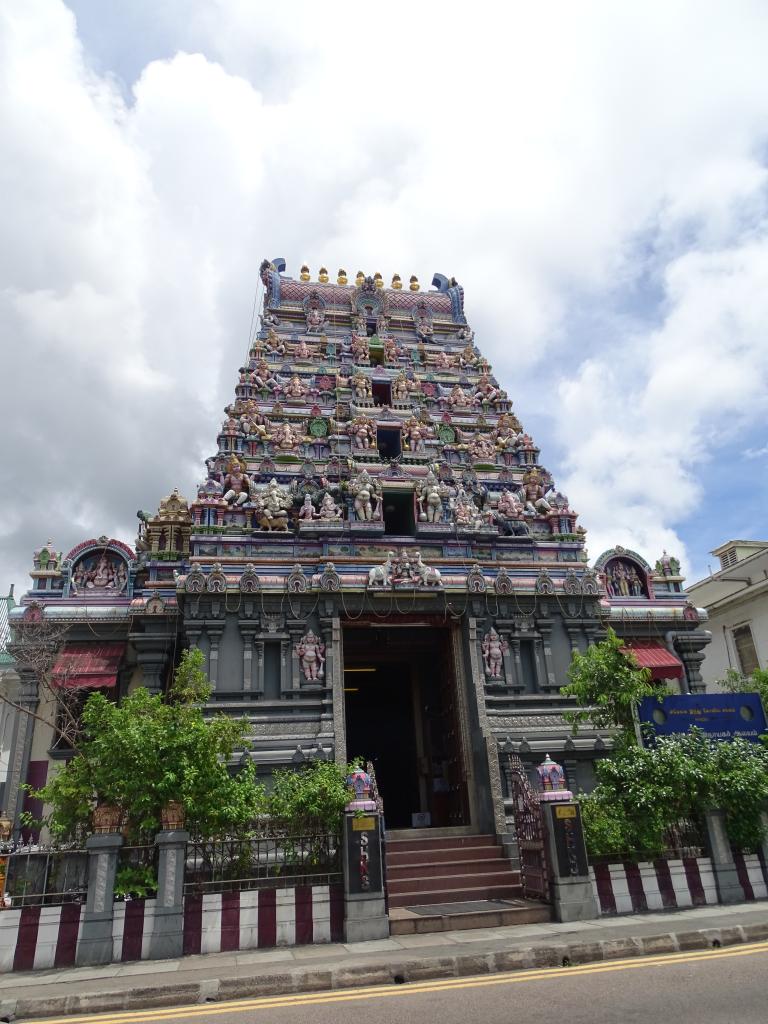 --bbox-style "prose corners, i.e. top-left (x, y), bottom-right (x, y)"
top-left (4, 921), bottom-right (768, 1021)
